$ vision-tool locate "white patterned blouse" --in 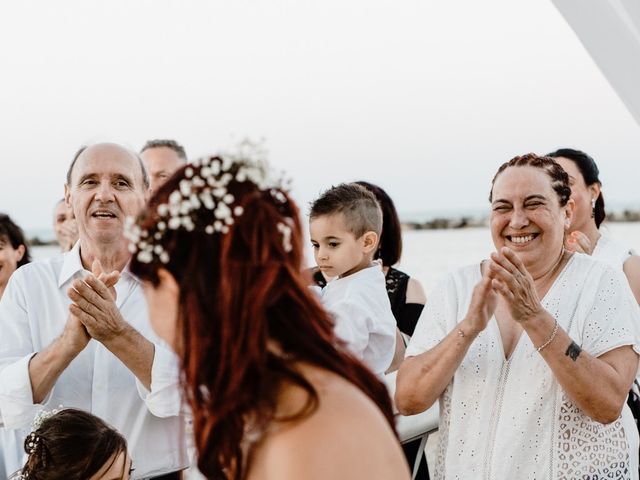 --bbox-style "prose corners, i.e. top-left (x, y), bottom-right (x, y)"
top-left (406, 254), bottom-right (640, 480)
